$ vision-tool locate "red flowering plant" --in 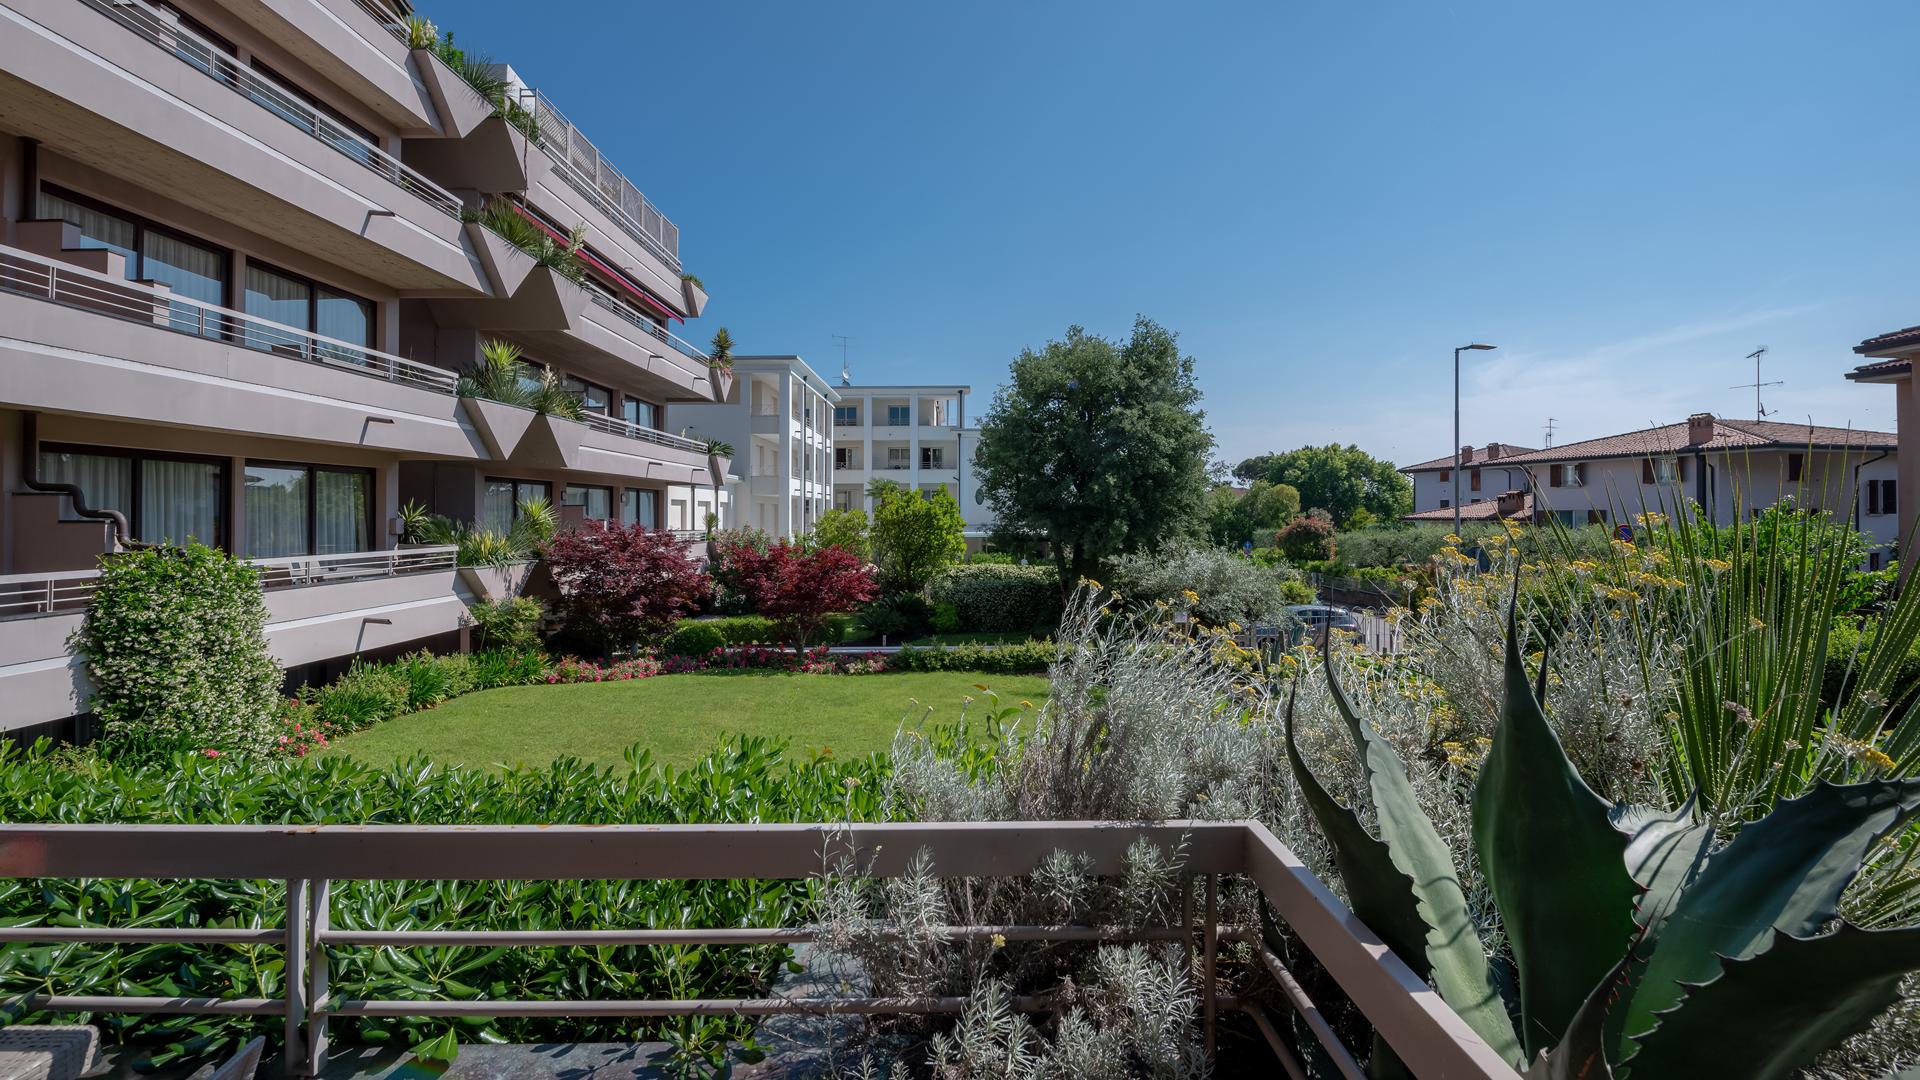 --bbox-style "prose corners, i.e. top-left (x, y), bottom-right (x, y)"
top-left (543, 522), bottom-right (709, 657)
top-left (724, 540), bottom-right (877, 650)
